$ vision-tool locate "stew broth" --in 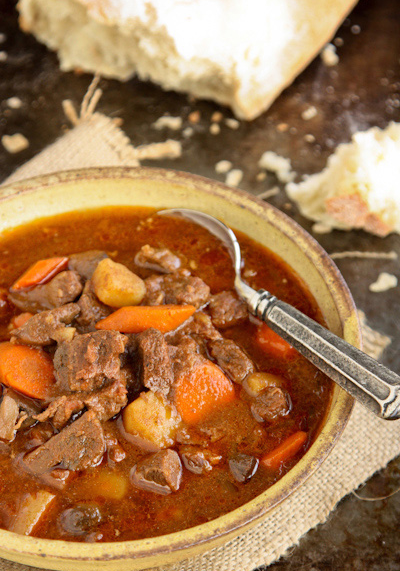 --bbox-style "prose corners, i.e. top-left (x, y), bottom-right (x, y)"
top-left (0, 207), bottom-right (332, 542)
